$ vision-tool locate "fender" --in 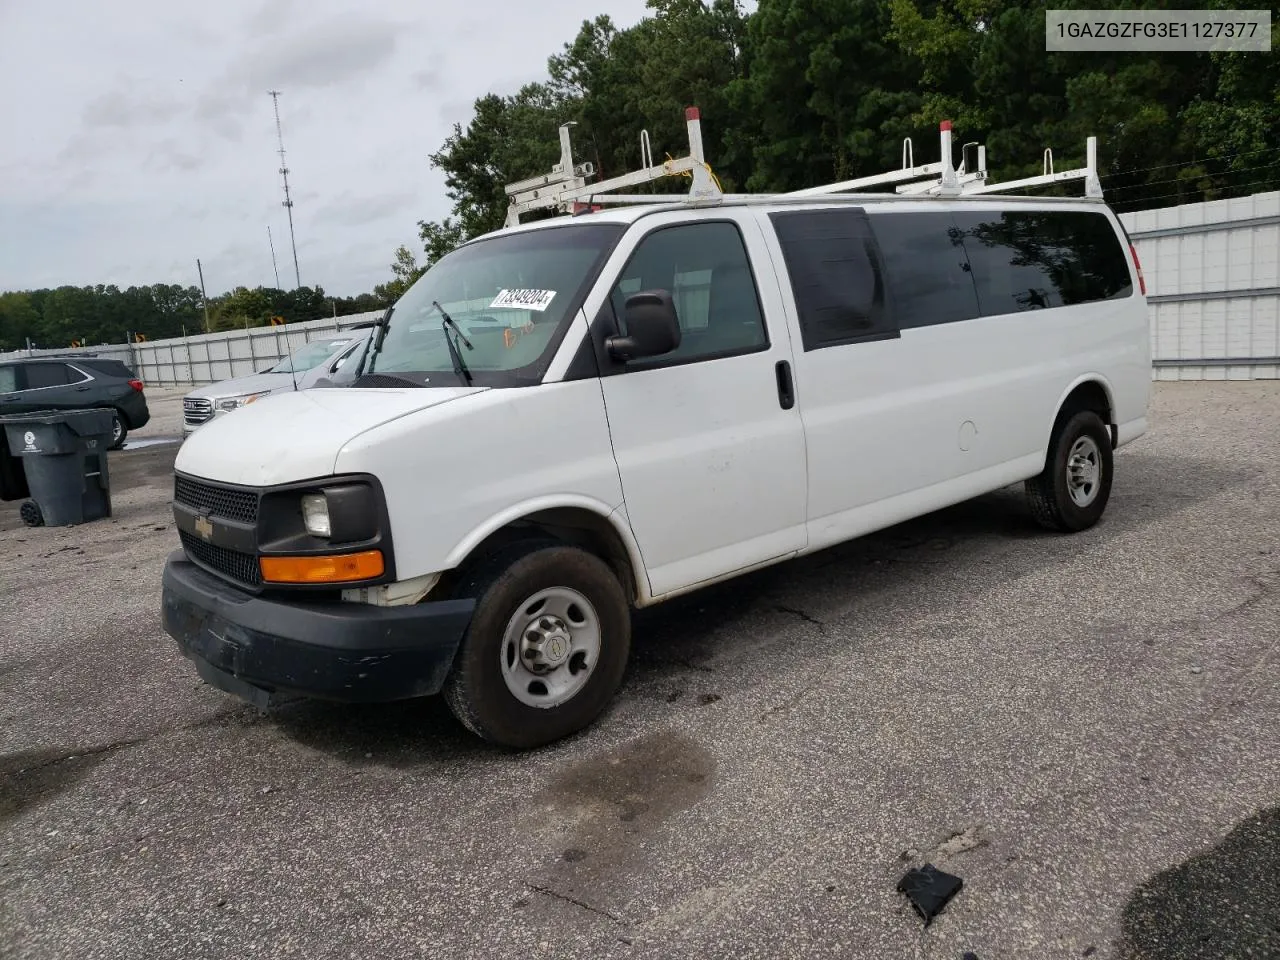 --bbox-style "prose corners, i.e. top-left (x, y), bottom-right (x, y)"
top-left (442, 493), bottom-right (653, 604)
top-left (1047, 372), bottom-right (1116, 444)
